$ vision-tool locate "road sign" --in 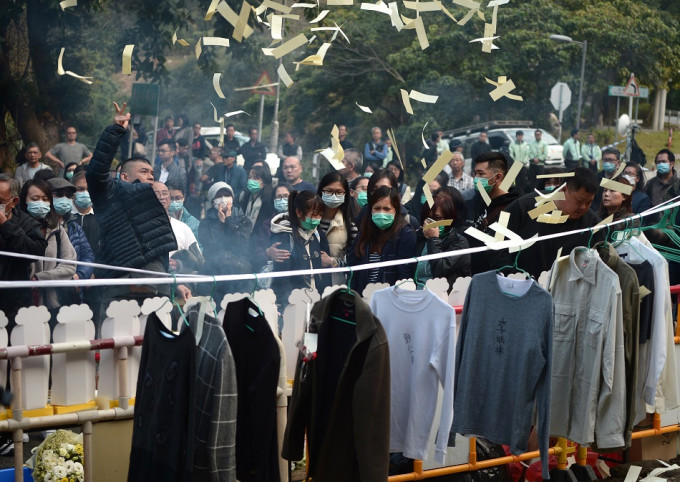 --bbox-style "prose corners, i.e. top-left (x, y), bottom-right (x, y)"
top-left (623, 74), bottom-right (640, 97)
top-left (608, 85), bottom-right (649, 99)
top-left (250, 71), bottom-right (276, 96)
top-left (550, 82), bottom-right (572, 111)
